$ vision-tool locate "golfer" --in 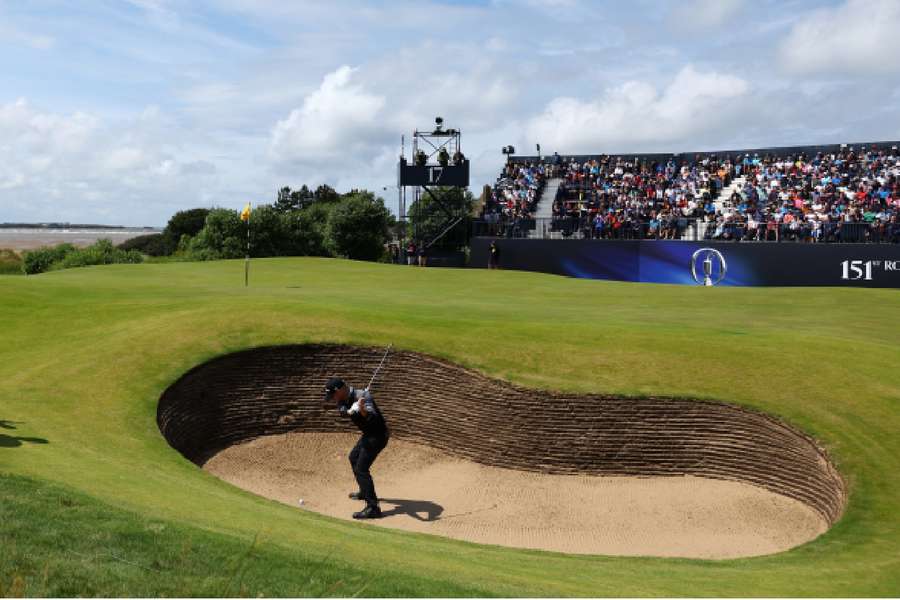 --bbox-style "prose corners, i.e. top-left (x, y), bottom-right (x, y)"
top-left (324, 377), bottom-right (389, 519)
